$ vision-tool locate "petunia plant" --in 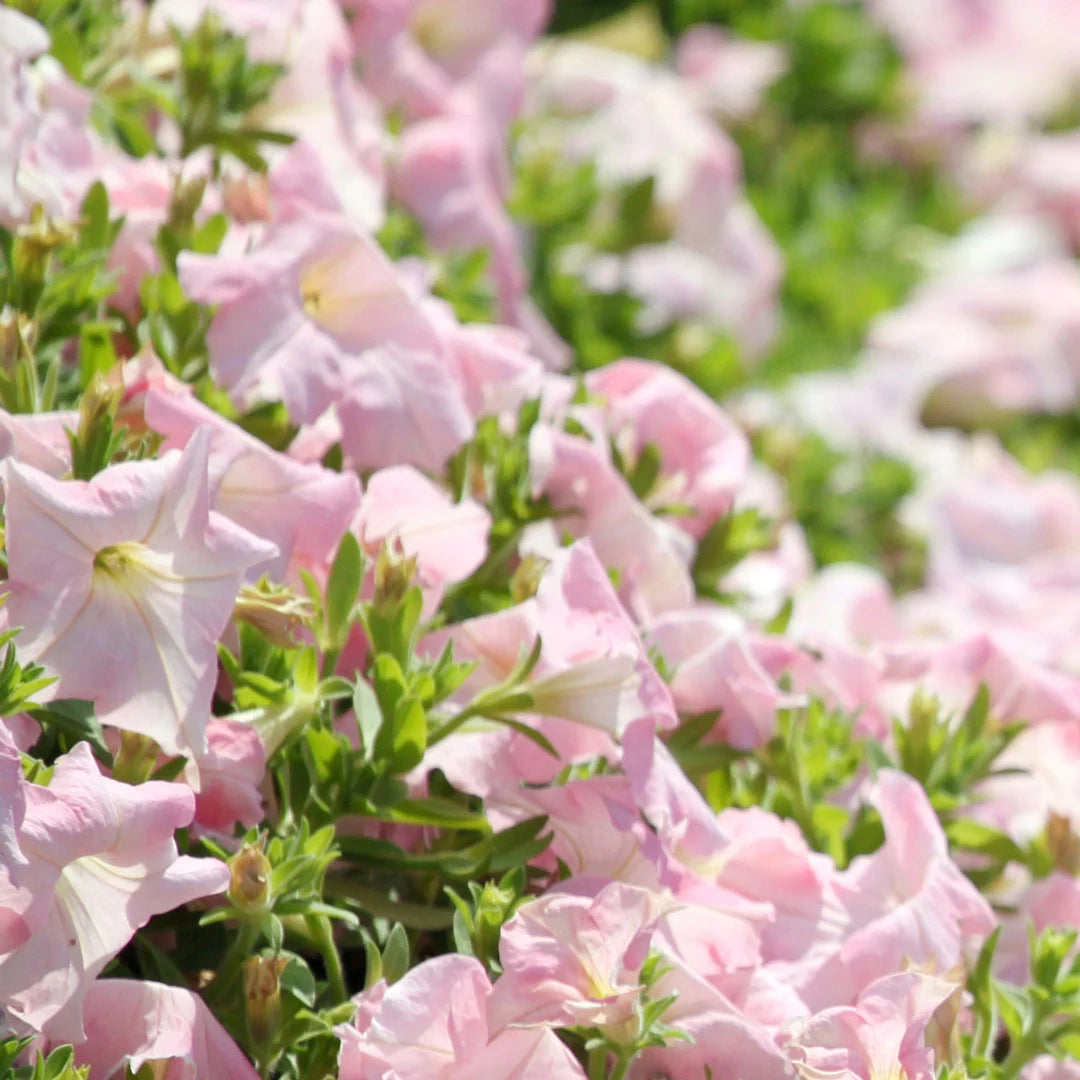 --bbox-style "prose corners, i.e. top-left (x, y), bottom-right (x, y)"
top-left (5, 1), bottom-right (1080, 1080)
